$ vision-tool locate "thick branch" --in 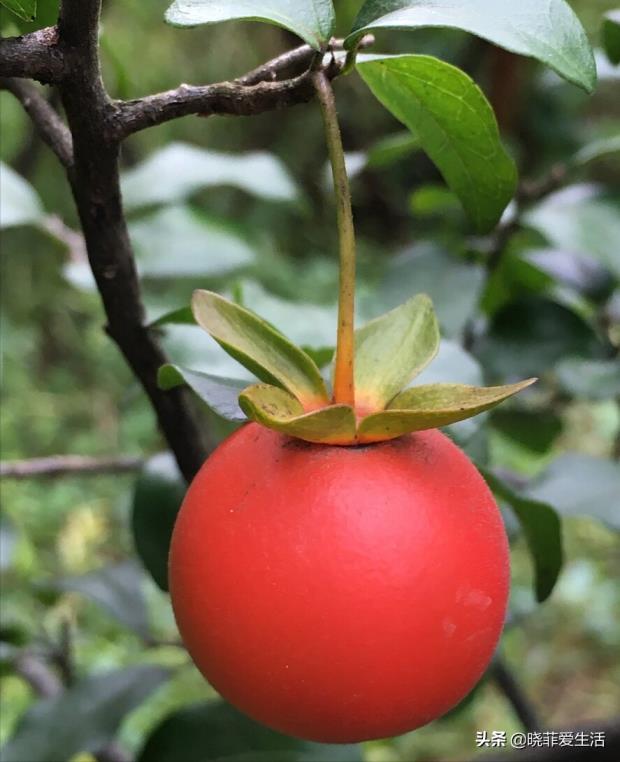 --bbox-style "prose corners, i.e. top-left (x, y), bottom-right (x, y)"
top-left (0, 455), bottom-right (144, 480)
top-left (0, 77), bottom-right (73, 167)
top-left (52, 0), bottom-right (208, 482)
top-left (0, 27), bottom-right (64, 83)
